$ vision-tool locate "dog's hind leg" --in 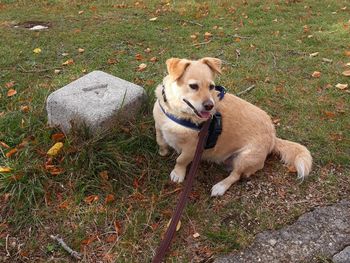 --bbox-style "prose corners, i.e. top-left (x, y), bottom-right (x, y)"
top-left (211, 146), bottom-right (267, 196)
